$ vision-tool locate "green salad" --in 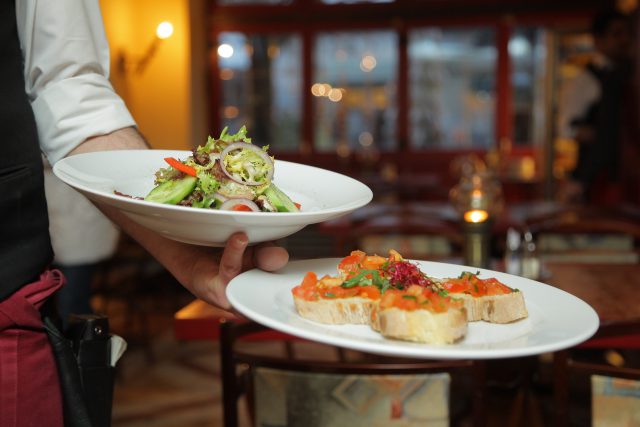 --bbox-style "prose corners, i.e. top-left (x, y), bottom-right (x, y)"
top-left (144, 126), bottom-right (299, 212)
